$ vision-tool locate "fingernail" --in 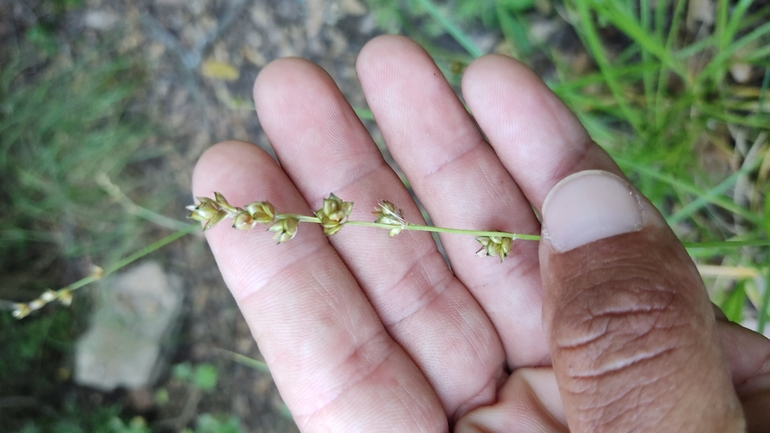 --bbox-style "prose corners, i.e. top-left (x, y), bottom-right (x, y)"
top-left (542, 170), bottom-right (643, 253)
